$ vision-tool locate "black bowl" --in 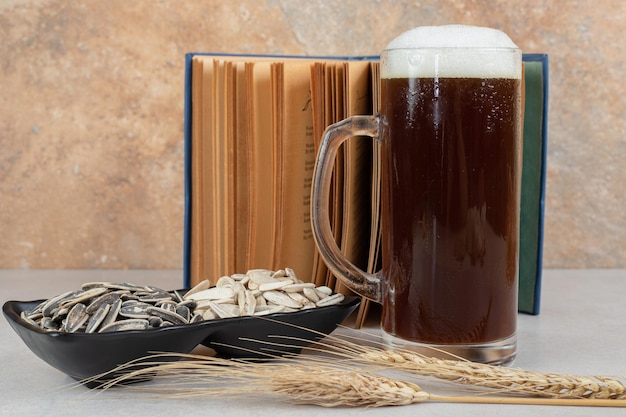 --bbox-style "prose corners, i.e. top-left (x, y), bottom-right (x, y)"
top-left (3, 293), bottom-right (360, 385)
